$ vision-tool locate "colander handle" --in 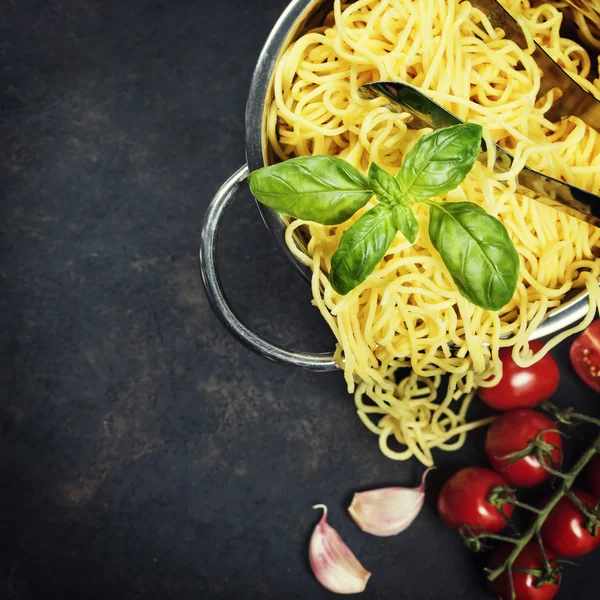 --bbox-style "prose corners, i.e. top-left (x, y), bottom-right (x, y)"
top-left (199, 165), bottom-right (339, 371)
